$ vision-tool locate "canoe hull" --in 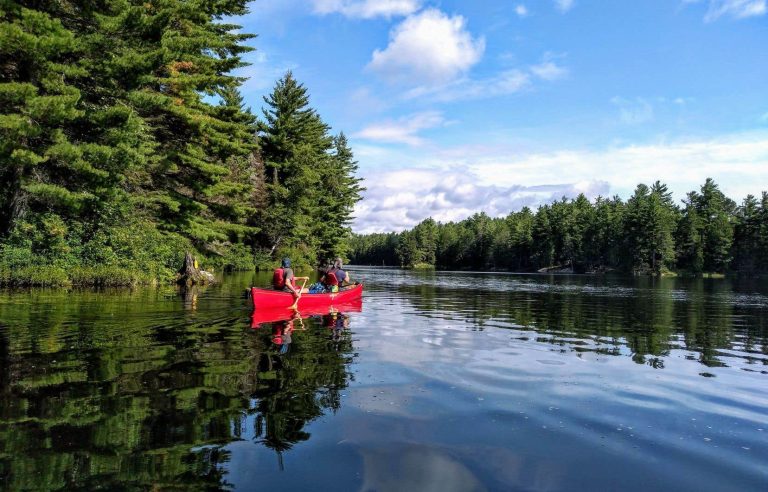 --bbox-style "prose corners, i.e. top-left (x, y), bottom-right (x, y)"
top-left (250, 284), bottom-right (363, 310)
